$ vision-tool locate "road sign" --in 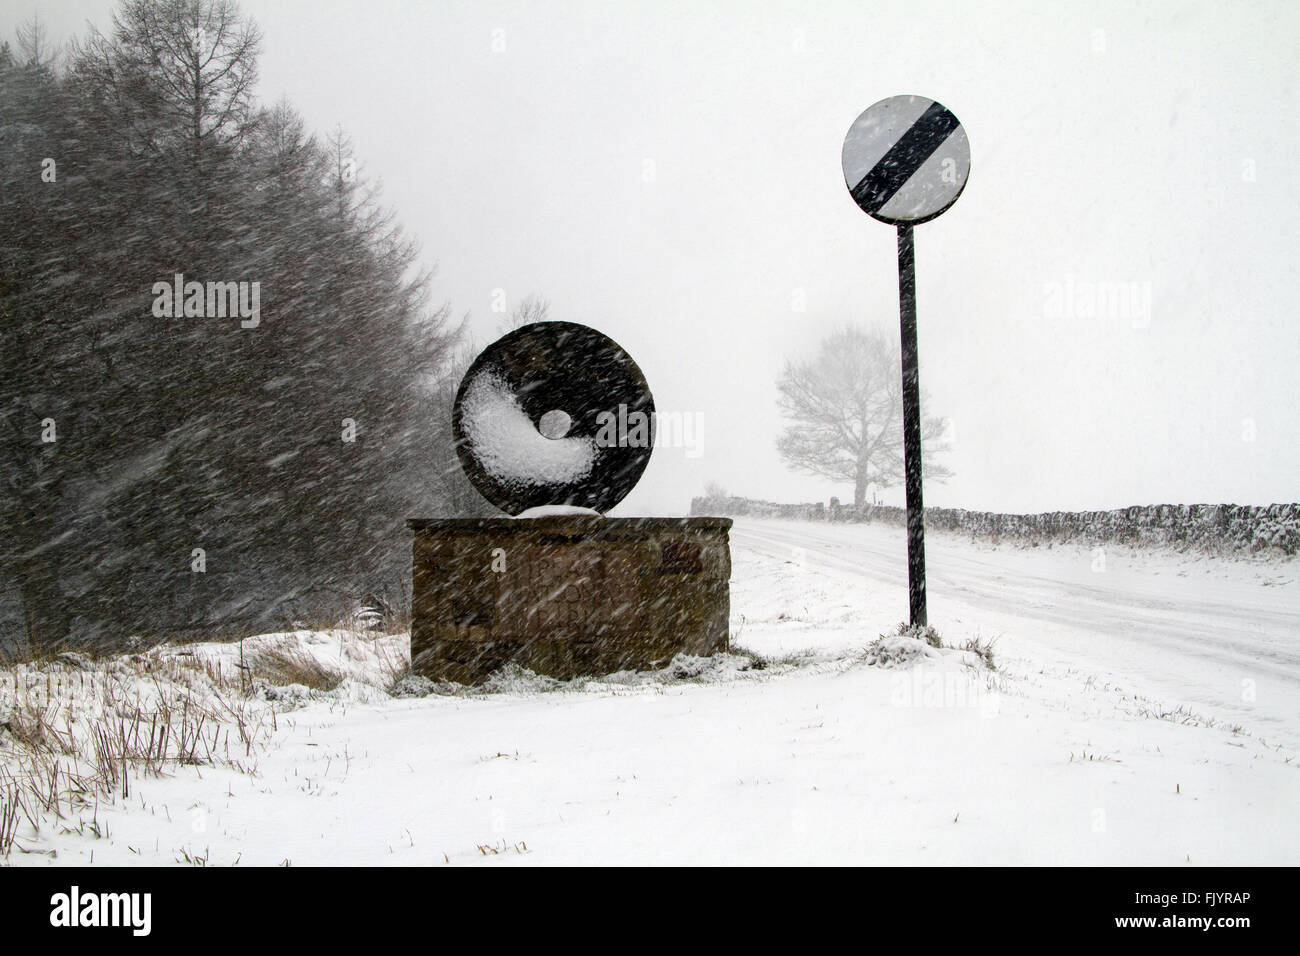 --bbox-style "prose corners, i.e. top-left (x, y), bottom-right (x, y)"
top-left (842, 95), bottom-right (970, 627)
top-left (842, 95), bottom-right (970, 226)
